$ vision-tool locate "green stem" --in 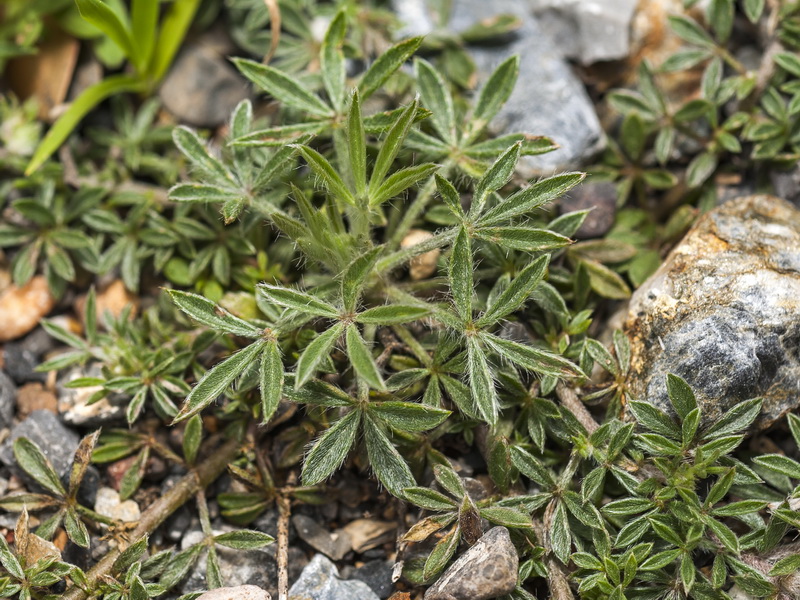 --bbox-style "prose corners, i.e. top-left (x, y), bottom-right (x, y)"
top-left (391, 325), bottom-right (432, 366)
top-left (376, 227), bottom-right (457, 274)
